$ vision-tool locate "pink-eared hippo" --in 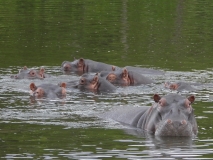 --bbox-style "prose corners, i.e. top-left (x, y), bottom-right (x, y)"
top-left (99, 68), bottom-right (154, 86)
top-left (30, 82), bottom-right (66, 99)
top-left (61, 58), bottom-right (119, 74)
top-left (101, 93), bottom-right (198, 137)
top-left (77, 73), bottom-right (116, 93)
top-left (165, 82), bottom-right (196, 92)
top-left (11, 66), bottom-right (50, 79)
top-left (61, 58), bottom-right (165, 75)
